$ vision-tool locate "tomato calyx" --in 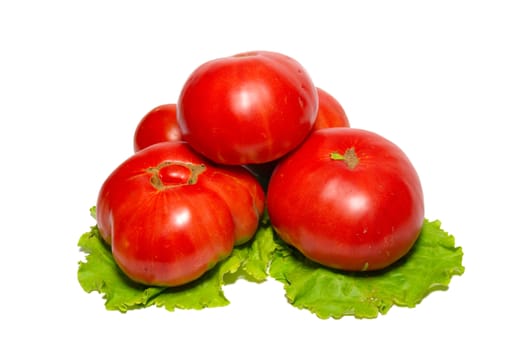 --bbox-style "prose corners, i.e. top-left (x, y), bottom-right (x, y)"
top-left (147, 161), bottom-right (206, 190)
top-left (330, 148), bottom-right (359, 169)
